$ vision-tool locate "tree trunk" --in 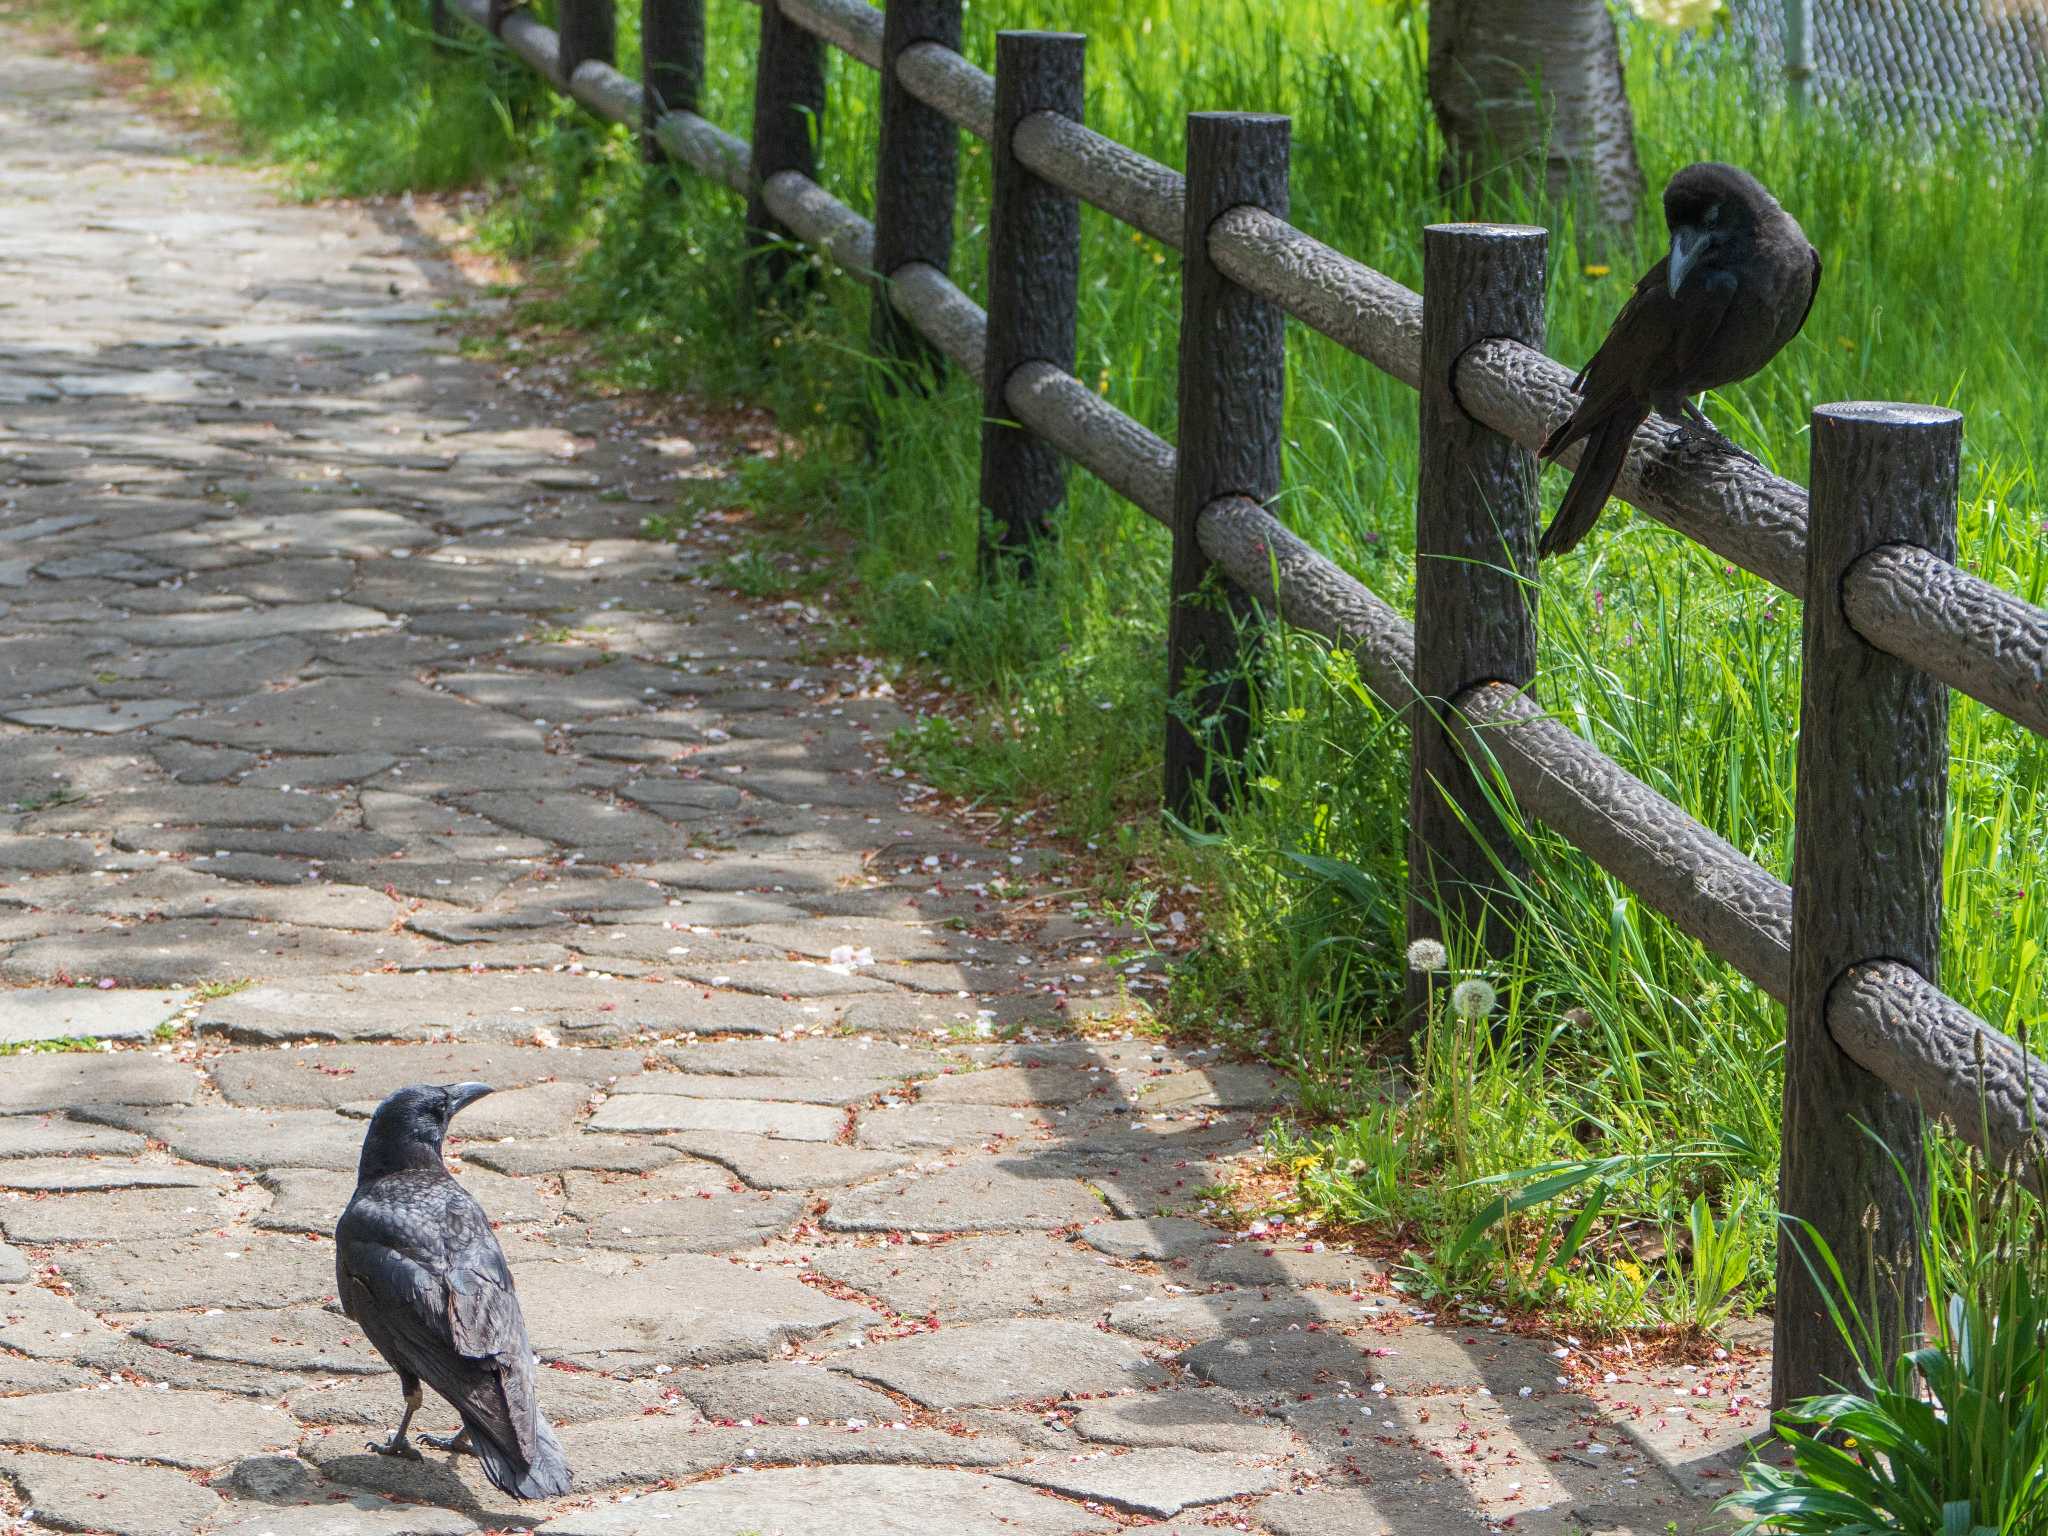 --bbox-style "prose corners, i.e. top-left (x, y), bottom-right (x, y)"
top-left (1429, 0), bottom-right (1645, 245)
